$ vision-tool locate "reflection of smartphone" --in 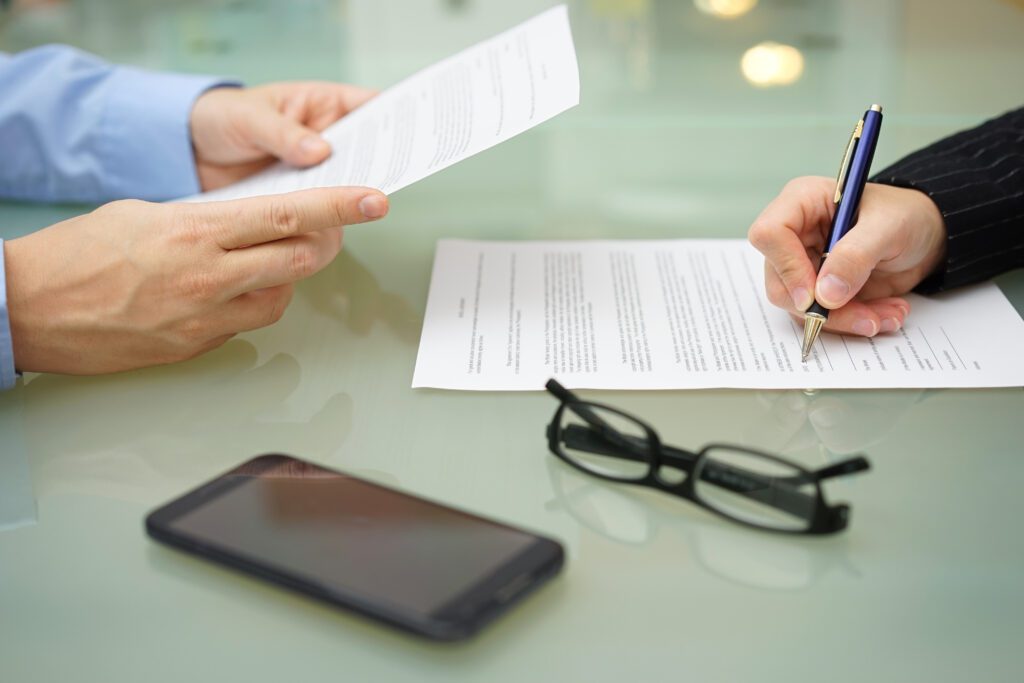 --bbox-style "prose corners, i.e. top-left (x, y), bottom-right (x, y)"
top-left (146, 454), bottom-right (564, 641)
